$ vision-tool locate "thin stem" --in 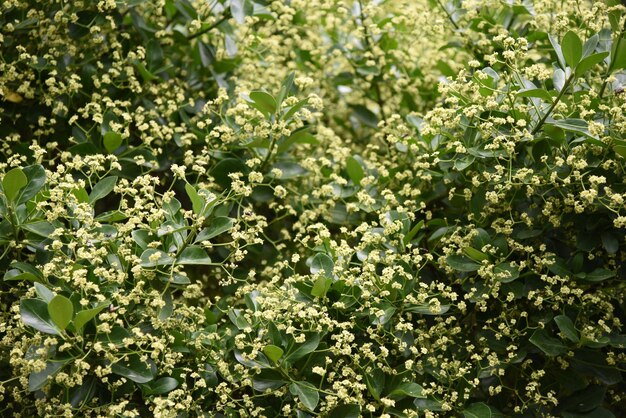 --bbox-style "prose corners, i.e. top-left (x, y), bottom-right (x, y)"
top-left (186, 13), bottom-right (230, 40)
top-left (531, 73), bottom-right (575, 135)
